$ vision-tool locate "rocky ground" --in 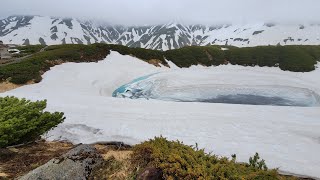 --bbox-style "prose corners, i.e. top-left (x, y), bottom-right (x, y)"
top-left (0, 140), bottom-right (135, 180)
top-left (0, 140), bottom-right (317, 180)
